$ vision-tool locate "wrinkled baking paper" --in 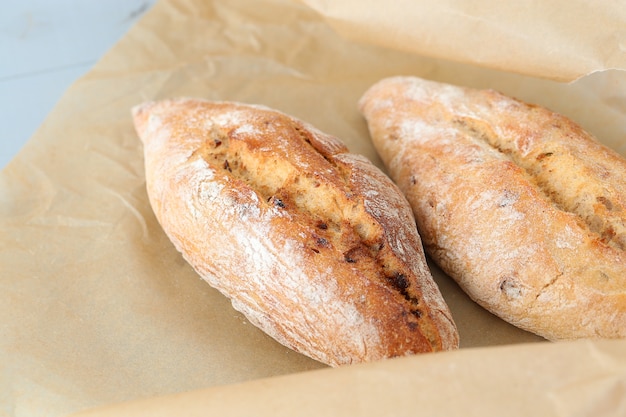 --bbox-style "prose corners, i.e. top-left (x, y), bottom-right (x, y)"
top-left (300, 0), bottom-right (626, 82)
top-left (71, 339), bottom-right (626, 417)
top-left (0, 0), bottom-right (625, 416)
